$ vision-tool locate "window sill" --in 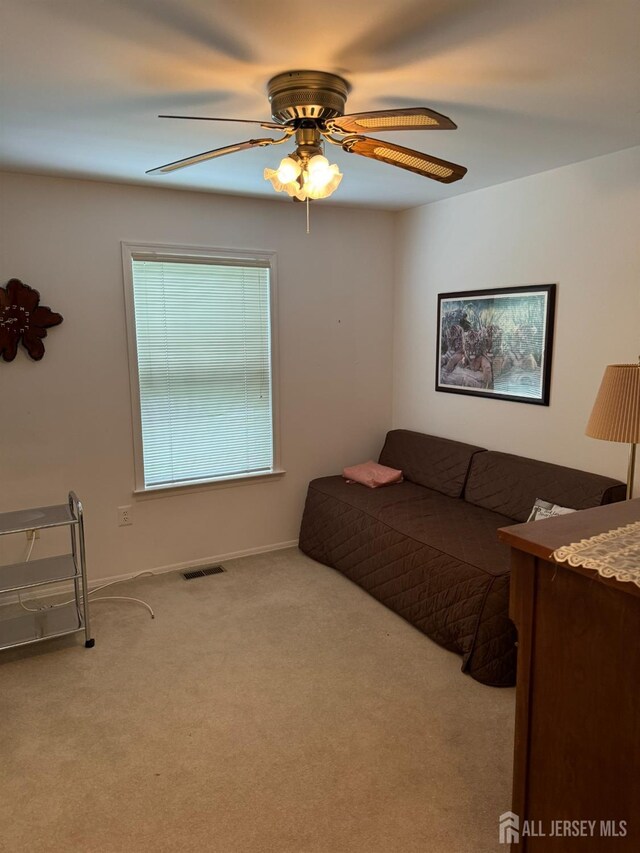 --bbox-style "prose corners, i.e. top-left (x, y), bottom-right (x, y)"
top-left (133, 469), bottom-right (286, 500)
